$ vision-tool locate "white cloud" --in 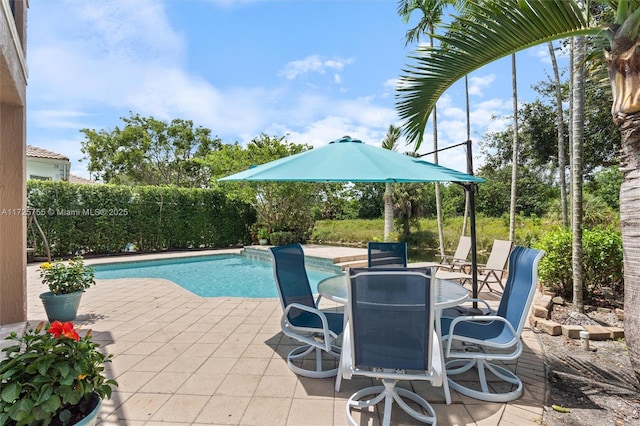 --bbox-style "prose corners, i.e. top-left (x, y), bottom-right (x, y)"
top-left (30, 110), bottom-right (91, 130)
top-left (529, 42), bottom-right (570, 67)
top-left (278, 55), bottom-right (353, 80)
top-left (468, 75), bottom-right (495, 96)
top-left (27, 0), bottom-right (520, 180)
